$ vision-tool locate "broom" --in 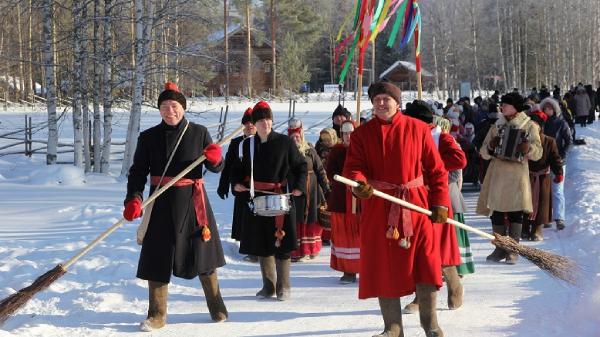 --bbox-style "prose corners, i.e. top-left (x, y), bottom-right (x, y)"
top-left (333, 174), bottom-right (579, 285)
top-left (0, 125), bottom-right (244, 325)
